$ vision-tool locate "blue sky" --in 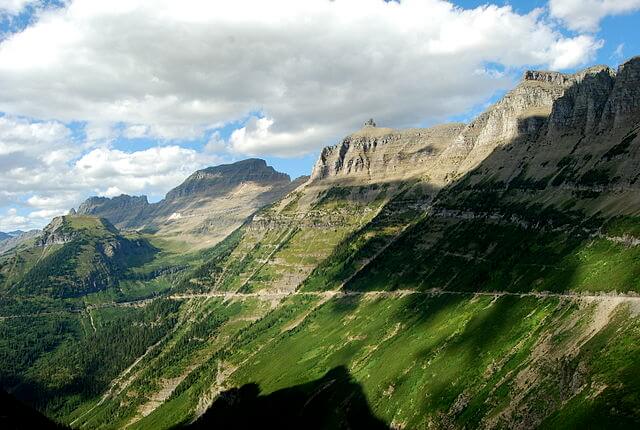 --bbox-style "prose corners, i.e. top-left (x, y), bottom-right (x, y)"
top-left (0, 0), bottom-right (639, 230)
